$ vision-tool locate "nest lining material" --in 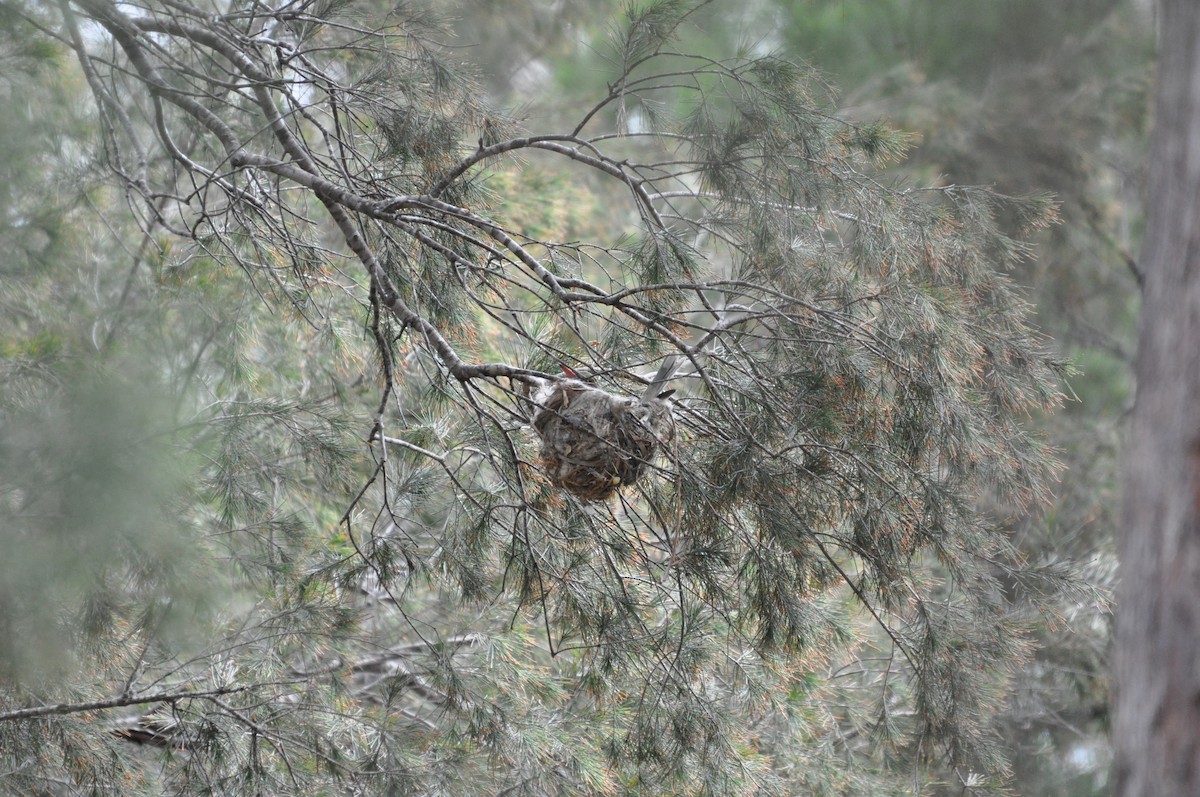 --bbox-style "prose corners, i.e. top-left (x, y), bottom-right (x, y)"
top-left (531, 375), bottom-right (675, 502)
